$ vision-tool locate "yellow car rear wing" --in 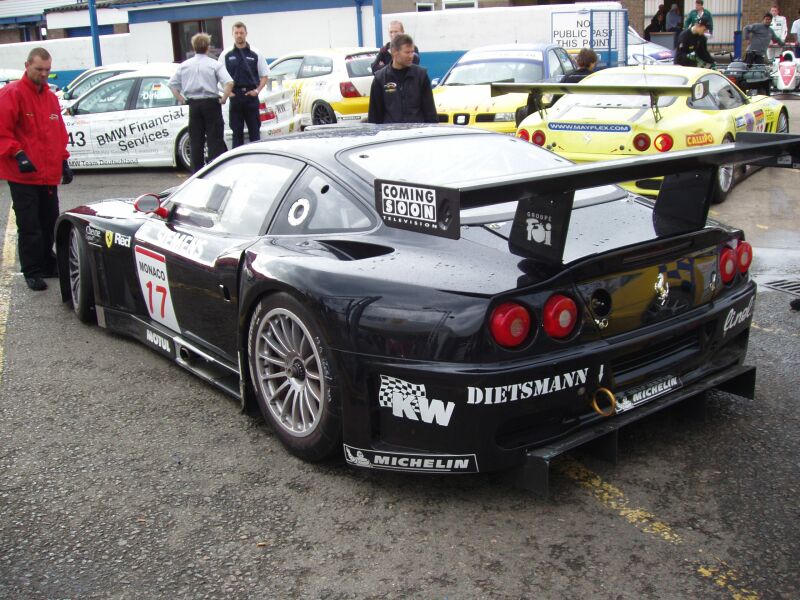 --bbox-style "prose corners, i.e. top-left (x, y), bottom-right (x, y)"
top-left (490, 81), bottom-right (707, 123)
